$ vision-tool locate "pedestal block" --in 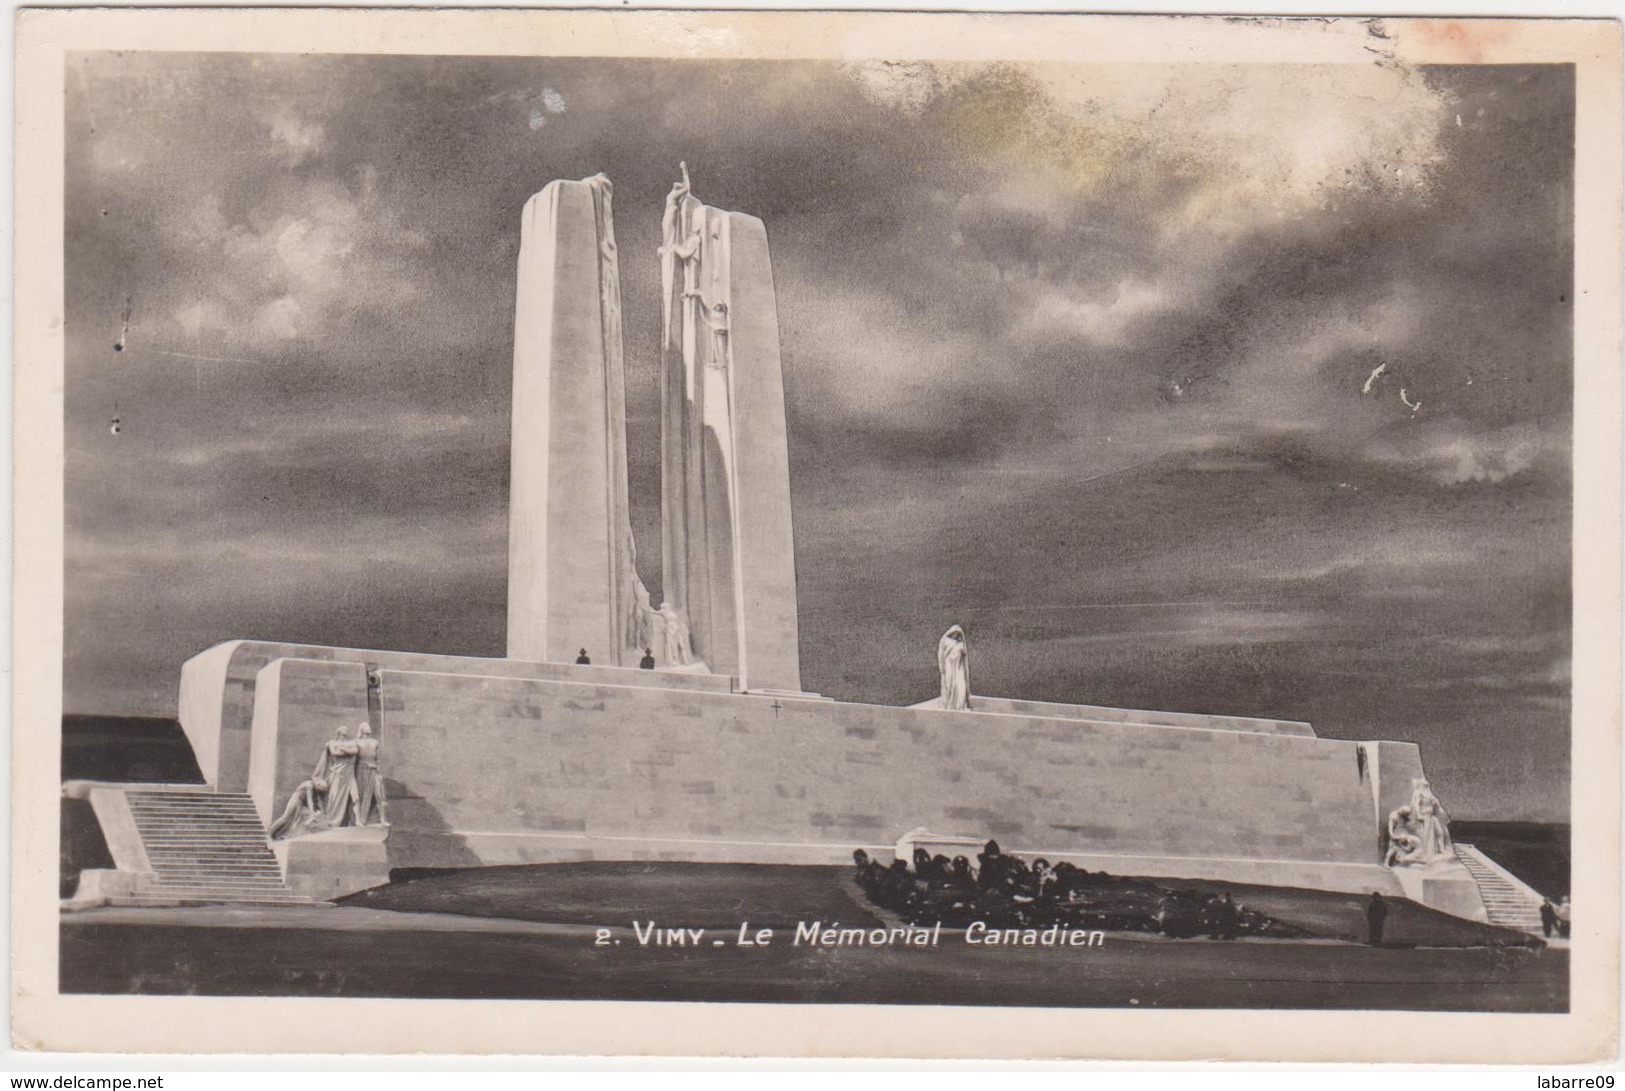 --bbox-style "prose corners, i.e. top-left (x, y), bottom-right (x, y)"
top-left (1392, 858), bottom-right (1489, 922)
top-left (272, 826), bottom-right (392, 901)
